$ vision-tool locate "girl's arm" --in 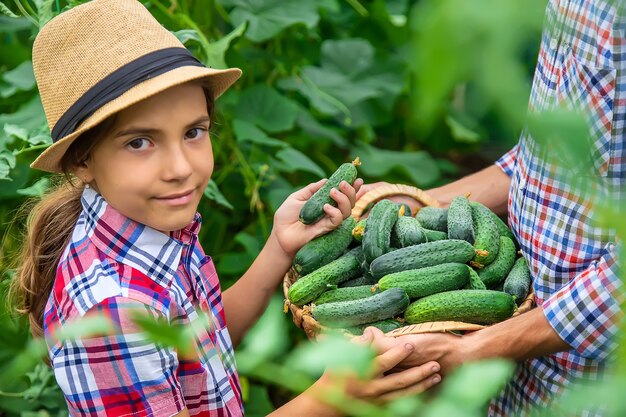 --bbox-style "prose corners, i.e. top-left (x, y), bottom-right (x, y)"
top-left (222, 179), bottom-right (361, 347)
